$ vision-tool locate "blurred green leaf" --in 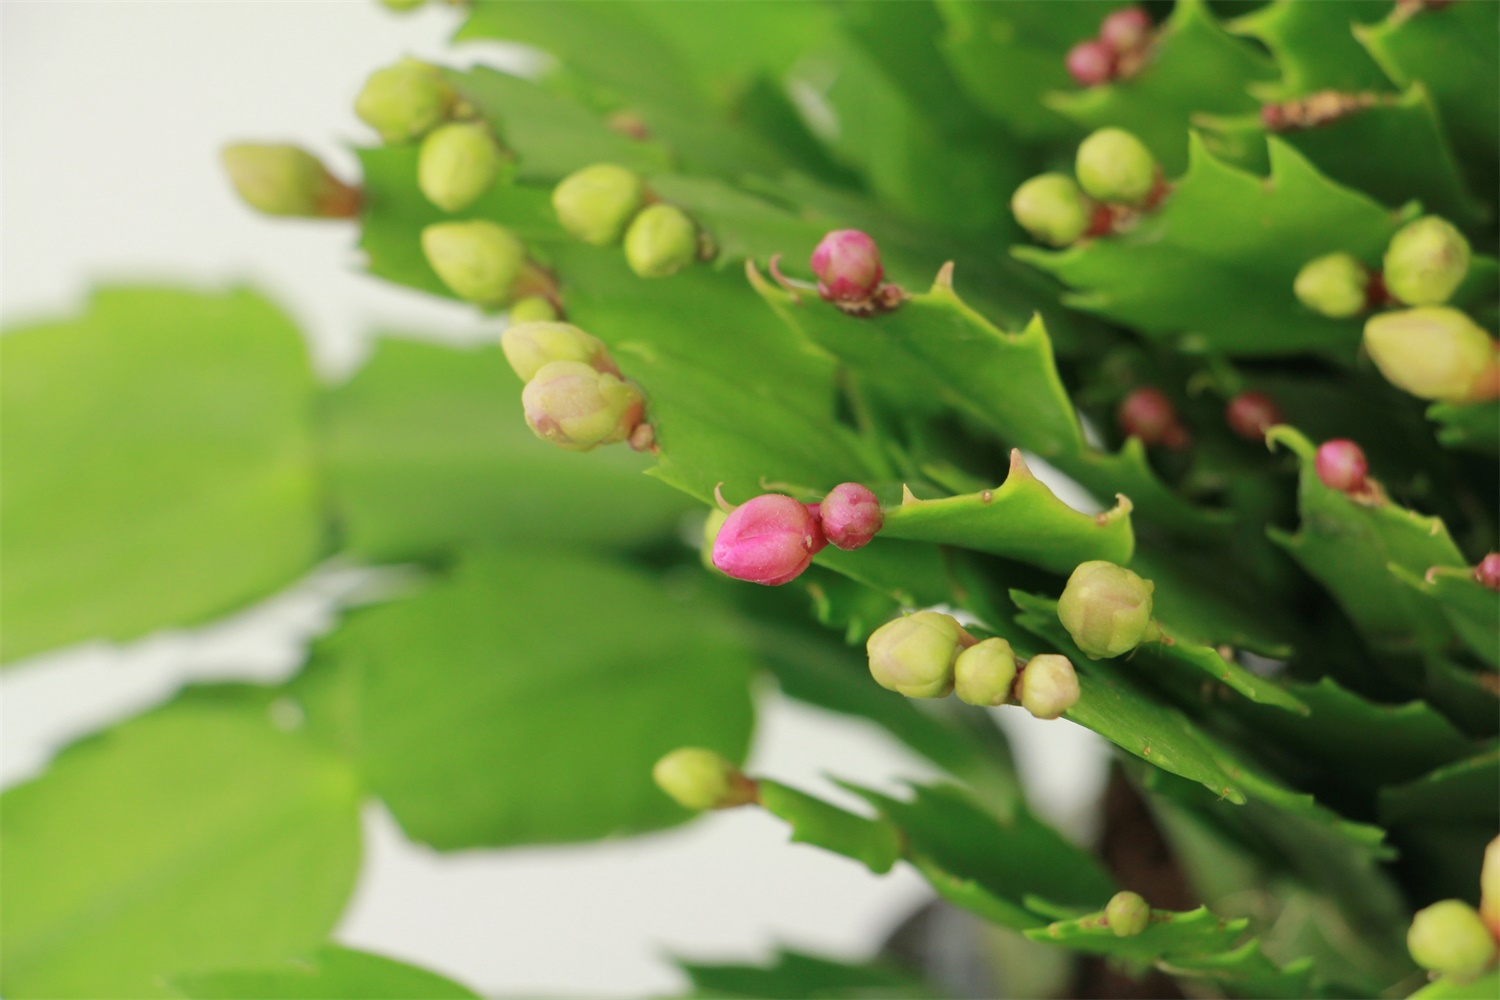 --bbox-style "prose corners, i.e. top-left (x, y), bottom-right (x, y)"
top-left (168, 946), bottom-right (479, 999)
top-left (678, 949), bottom-right (943, 999)
top-left (318, 549), bottom-right (756, 848)
top-left (0, 286), bottom-right (323, 663)
top-left (1427, 401), bottom-right (1500, 455)
top-left (322, 338), bottom-right (686, 562)
top-left (755, 779), bottom-right (902, 875)
top-left (1410, 969), bottom-right (1500, 1000)
top-left (1162, 939), bottom-right (1317, 1000)
top-left (1025, 905), bottom-right (1246, 962)
top-left (0, 692), bottom-right (361, 999)
top-left (1380, 748), bottom-right (1500, 825)
top-left (1390, 565), bottom-right (1500, 669)
top-left (1229, 0), bottom-right (1392, 98)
